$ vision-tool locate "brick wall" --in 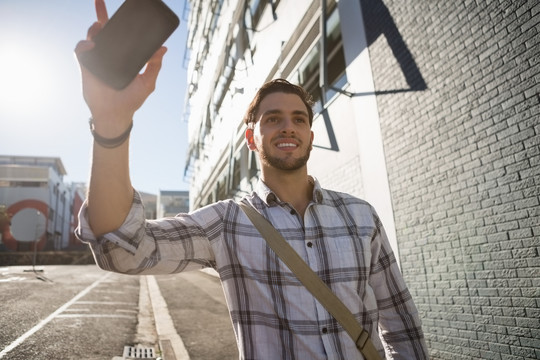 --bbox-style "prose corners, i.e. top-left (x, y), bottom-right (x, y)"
top-left (361, 0), bottom-right (539, 359)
